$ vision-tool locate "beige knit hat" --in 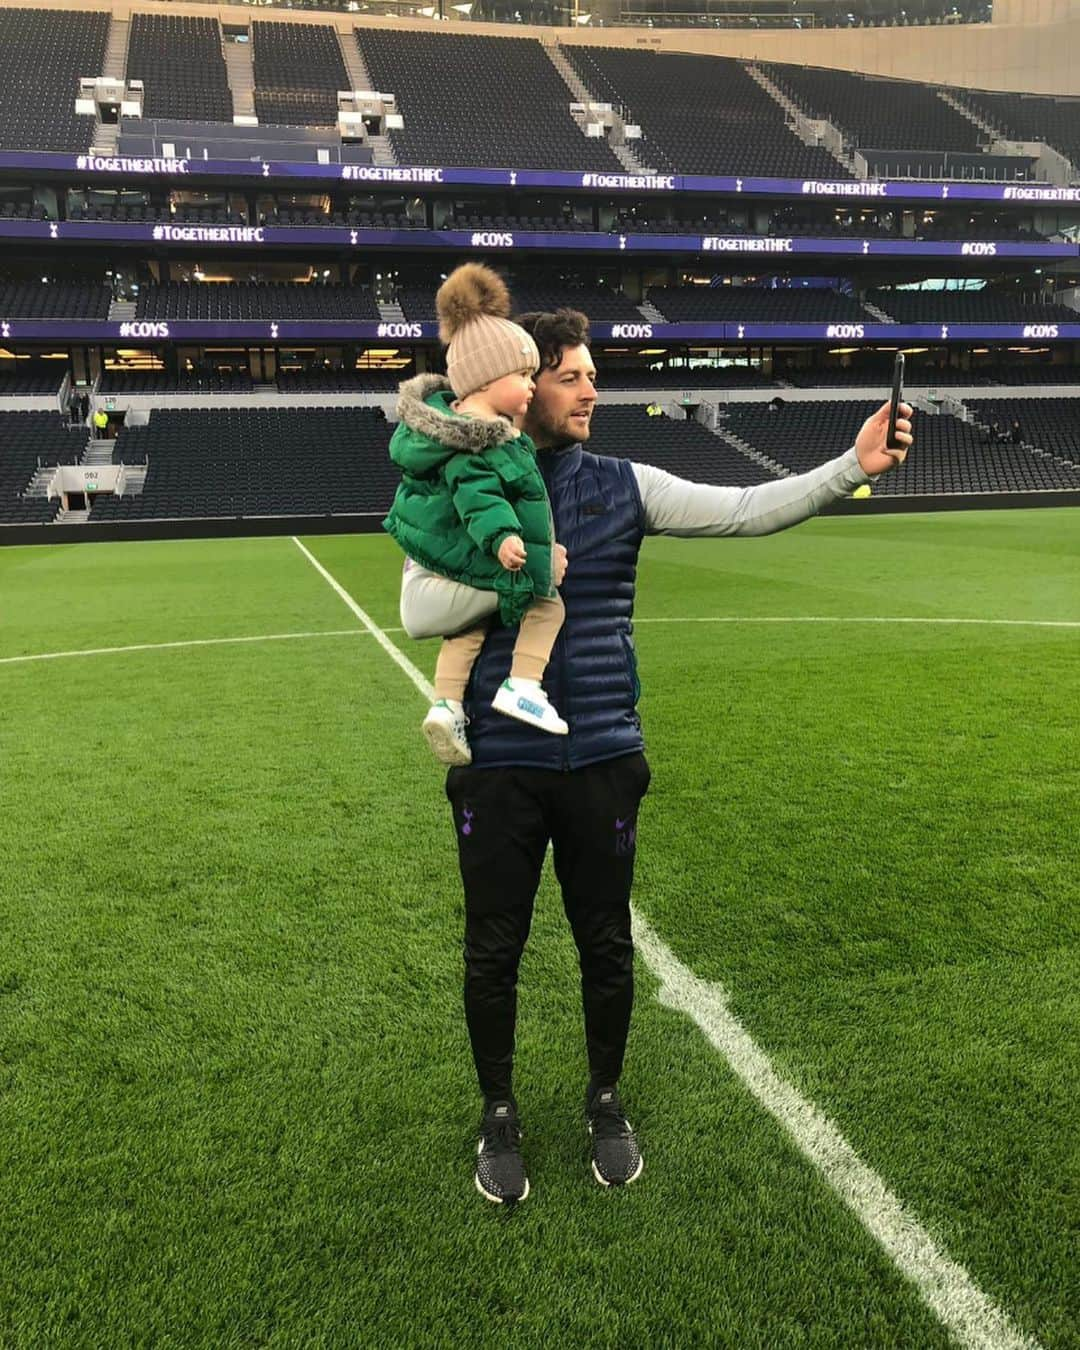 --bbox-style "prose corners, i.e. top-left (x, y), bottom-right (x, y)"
top-left (436, 263), bottom-right (540, 401)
